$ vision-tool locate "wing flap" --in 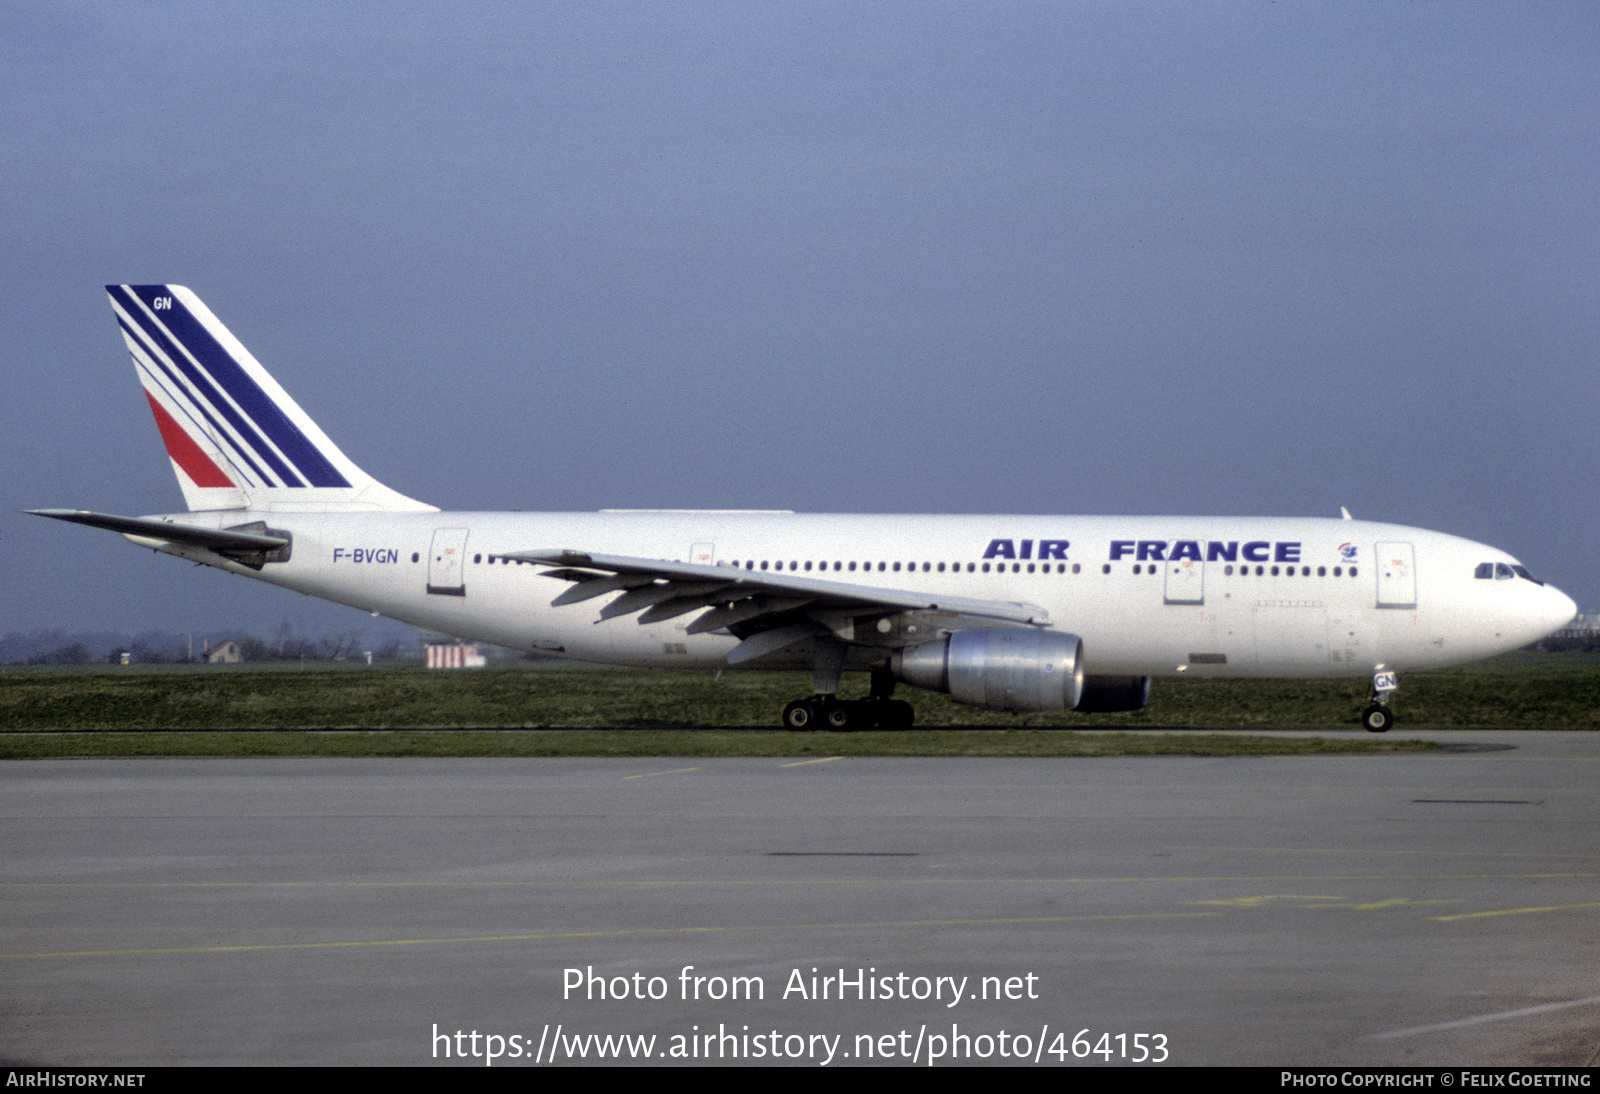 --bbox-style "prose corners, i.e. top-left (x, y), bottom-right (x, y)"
top-left (685, 596), bottom-right (812, 635)
top-left (598, 580), bottom-right (734, 621)
top-left (549, 572), bottom-right (660, 606)
top-left (726, 622), bottom-right (827, 665)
